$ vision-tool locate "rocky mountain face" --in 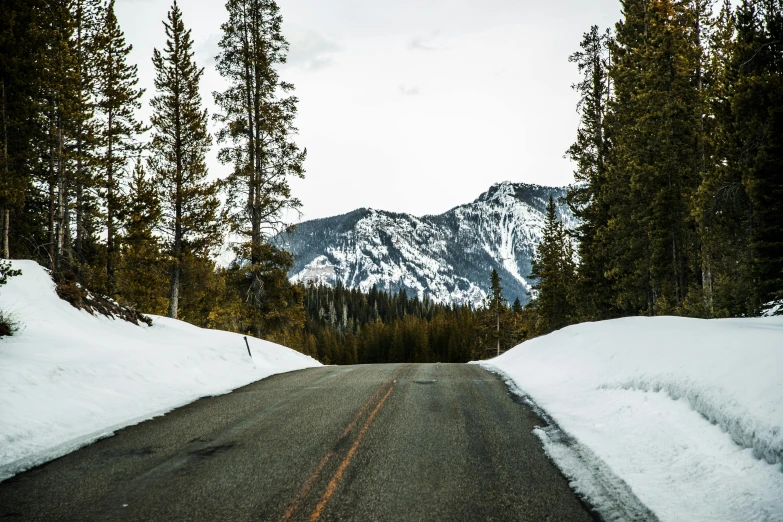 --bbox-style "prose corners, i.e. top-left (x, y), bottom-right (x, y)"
top-left (273, 182), bottom-right (574, 306)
